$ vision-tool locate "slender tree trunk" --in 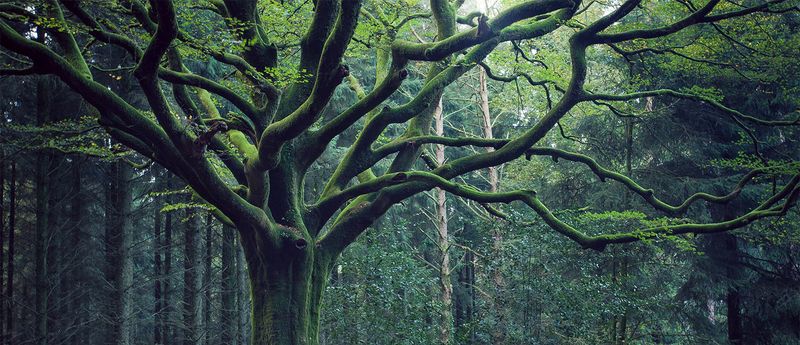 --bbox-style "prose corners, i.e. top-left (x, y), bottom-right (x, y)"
top-left (34, 76), bottom-right (52, 345)
top-left (203, 213), bottom-right (213, 345)
top-left (68, 157), bottom-right (85, 345)
top-left (433, 98), bottom-right (453, 345)
top-left (723, 234), bottom-right (743, 344)
top-left (154, 184), bottom-right (164, 345)
top-left (5, 162), bottom-right (14, 344)
top-left (221, 225), bottom-right (236, 345)
top-left (612, 115), bottom-right (635, 345)
top-left (164, 181), bottom-right (174, 345)
top-left (237, 245), bottom-right (248, 345)
top-left (479, 66), bottom-right (506, 345)
top-left (183, 208), bottom-right (199, 345)
top-left (0, 158), bottom-right (5, 344)
top-left (105, 161), bottom-right (133, 345)
top-left (727, 289), bottom-right (743, 344)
